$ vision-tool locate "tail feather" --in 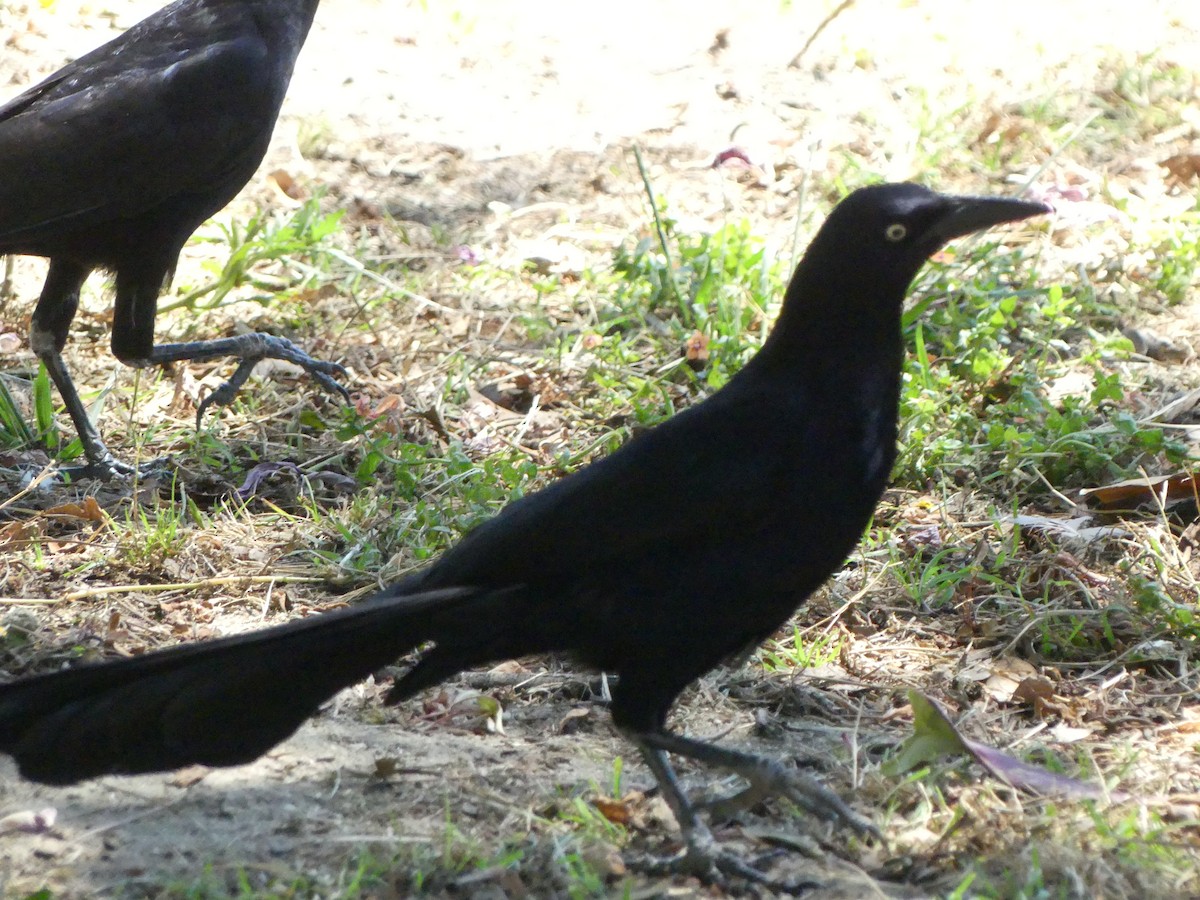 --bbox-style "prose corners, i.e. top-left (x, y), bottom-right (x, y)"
top-left (0, 587), bottom-right (472, 784)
